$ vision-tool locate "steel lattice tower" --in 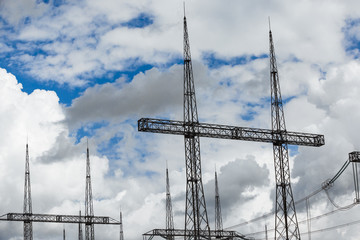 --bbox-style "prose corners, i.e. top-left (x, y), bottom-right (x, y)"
top-left (85, 144), bottom-right (95, 240)
top-left (183, 15), bottom-right (211, 240)
top-left (120, 210), bottom-right (124, 240)
top-left (269, 27), bottom-right (300, 240)
top-left (166, 166), bottom-right (174, 240)
top-left (79, 210), bottom-right (84, 240)
top-left (23, 143), bottom-right (33, 240)
top-left (214, 170), bottom-right (223, 234)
